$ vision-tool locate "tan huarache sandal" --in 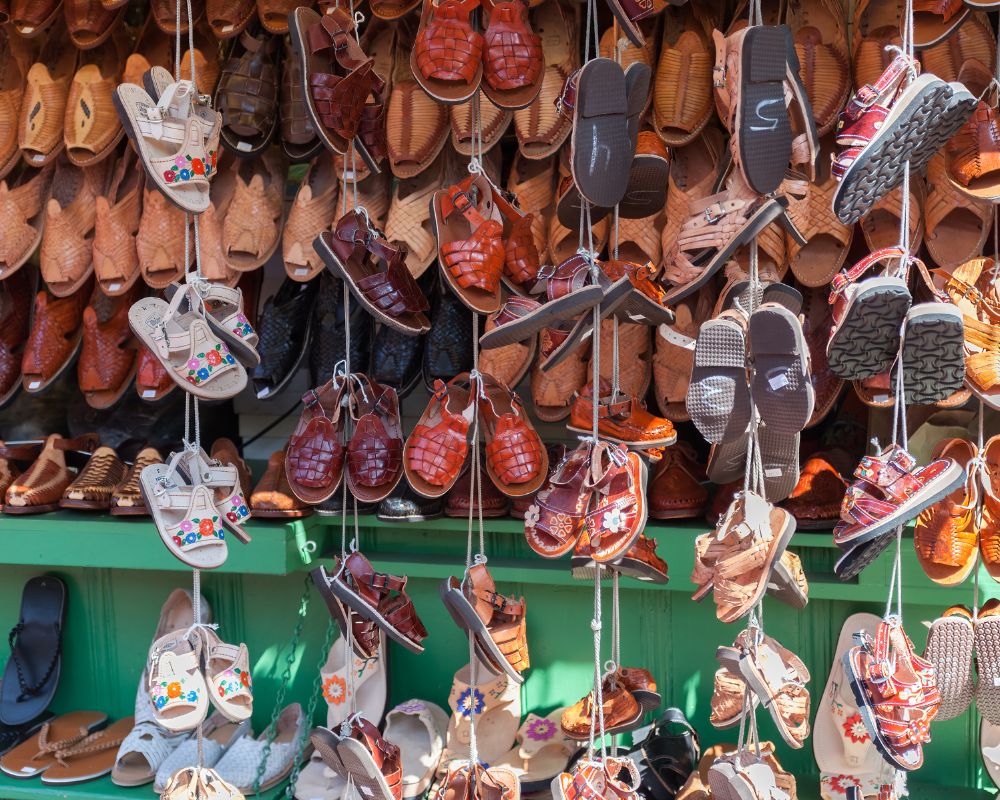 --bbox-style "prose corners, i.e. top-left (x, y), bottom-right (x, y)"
top-left (63, 37), bottom-right (125, 167)
top-left (859, 176), bottom-right (924, 254)
top-left (93, 150), bottom-right (144, 296)
top-left (660, 126), bottom-right (725, 264)
top-left (851, 0), bottom-right (903, 89)
top-left (925, 152), bottom-right (991, 270)
top-left (0, 163), bottom-right (54, 279)
top-left (653, 4), bottom-right (715, 147)
top-left (785, 0), bottom-right (850, 136)
top-left (451, 91), bottom-right (511, 157)
top-left (385, 151), bottom-right (447, 280)
top-left (283, 154), bottom-right (339, 282)
top-left (19, 23), bottom-right (77, 168)
top-left (387, 32), bottom-right (449, 180)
